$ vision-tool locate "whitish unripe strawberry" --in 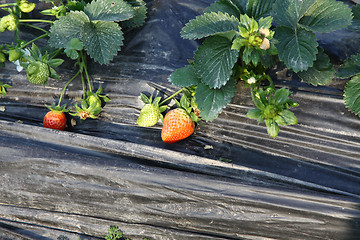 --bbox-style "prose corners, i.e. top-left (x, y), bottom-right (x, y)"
top-left (136, 103), bottom-right (160, 127)
top-left (26, 61), bottom-right (50, 85)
